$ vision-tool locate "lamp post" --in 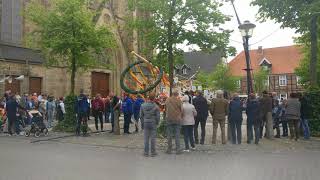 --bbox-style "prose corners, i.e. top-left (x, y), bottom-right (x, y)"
top-left (226, 0), bottom-right (256, 96)
top-left (238, 20), bottom-right (256, 96)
